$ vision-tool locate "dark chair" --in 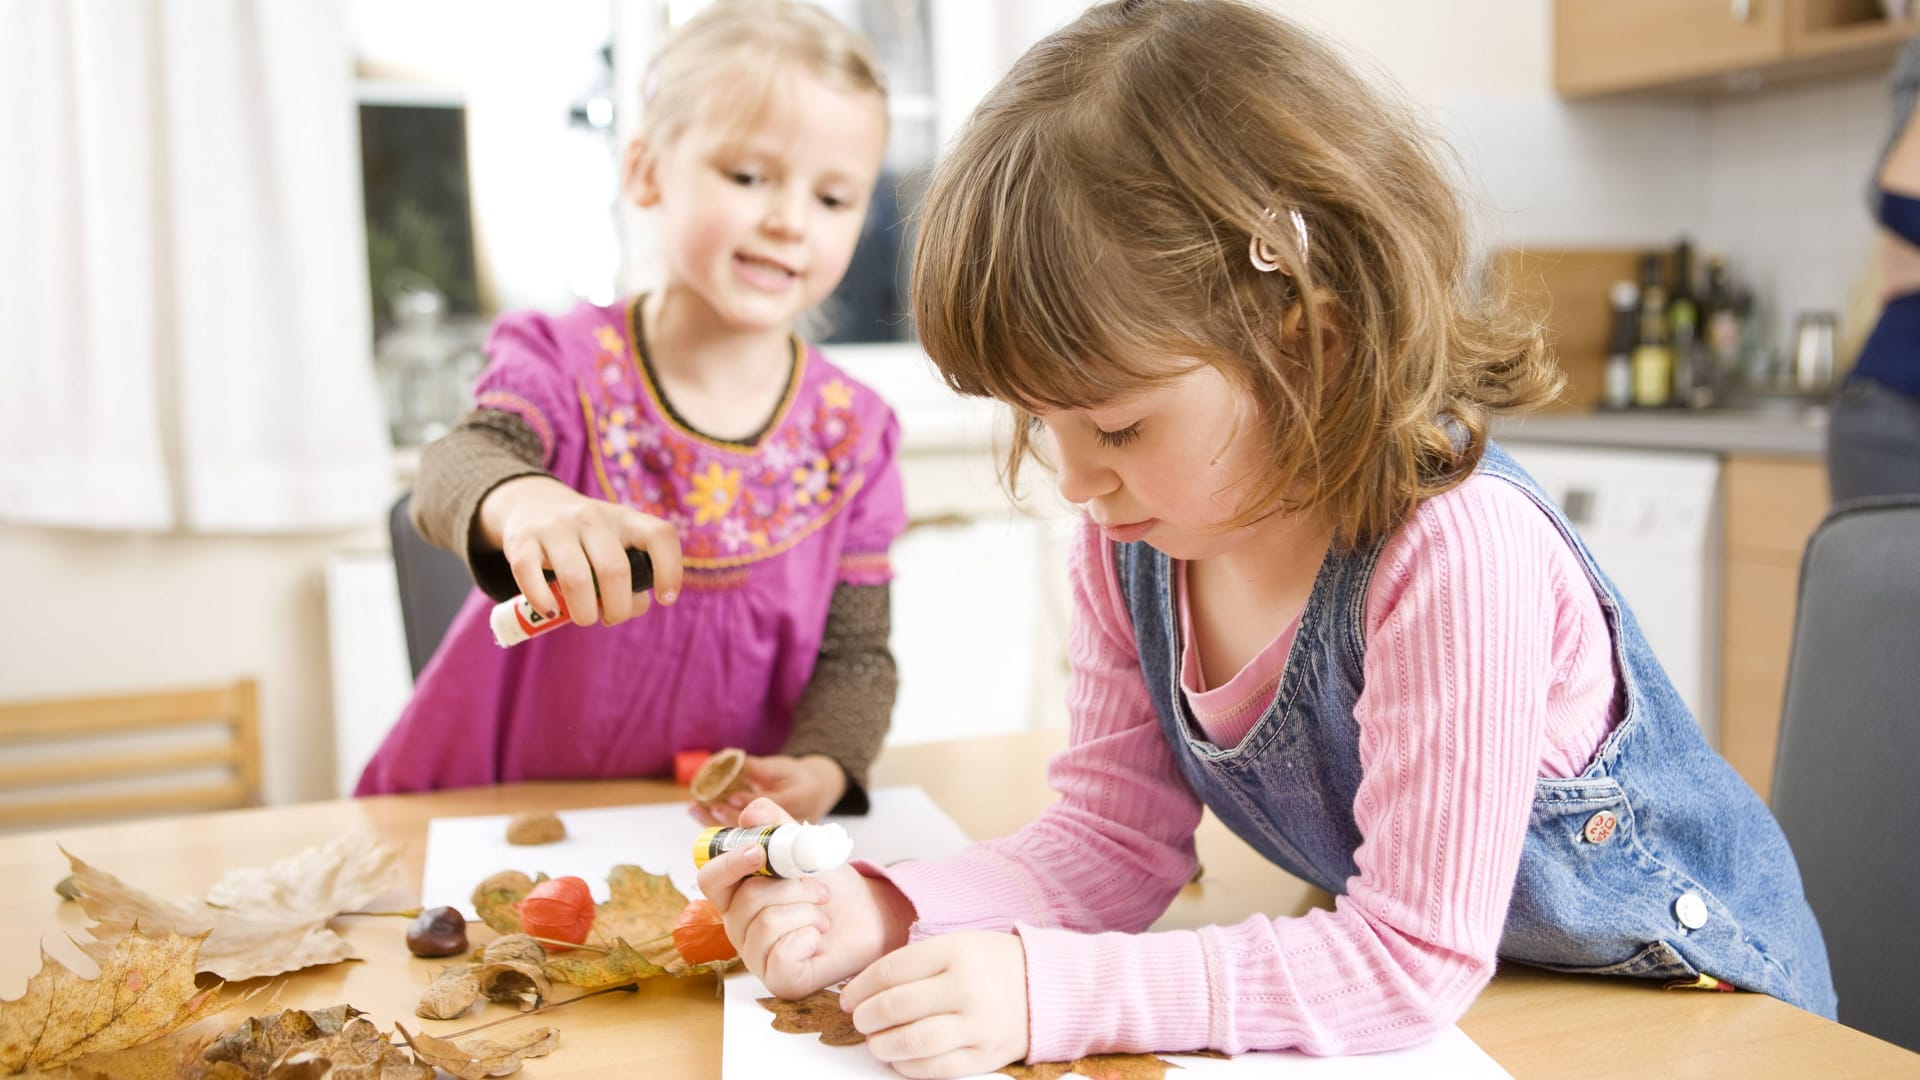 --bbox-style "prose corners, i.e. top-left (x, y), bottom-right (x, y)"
top-left (1770, 495), bottom-right (1920, 1051)
top-left (389, 493), bottom-right (478, 679)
